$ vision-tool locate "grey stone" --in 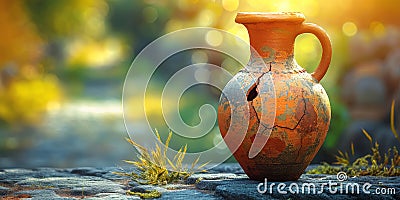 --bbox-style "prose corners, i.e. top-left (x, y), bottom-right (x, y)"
top-left (100, 172), bottom-right (128, 181)
top-left (160, 189), bottom-right (223, 200)
top-left (196, 179), bottom-right (255, 191)
top-left (127, 184), bottom-right (221, 199)
top-left (1, 165), bottom-right (399, 199)
top-left (17, 176), bottom-right (125, 195)
top-left (196, 180), bottom-right (226, 191)
top-left (215, 183), bottom-right (338, 200)
top-left (186, 173), bottom-right (244, 184)
top-left (70, 167), bottom-right (107, 176)
top-left (164, 183), bottom-right (190, 190)
top-left (0, 168), bottom-right (74, 184)
top-left (209, 163), bottom-right (244, 174)
top-left (85, 193), bottom-right (140, 200)
top-left (0, 186), bottom-right (10, 195)
top-left (15, 189), bottom-right (74, 200)
top-left (128, 181), bottom-right (140, 187)
top-left (101, 167), bottom-right (136, 181)
top-left (215, 184), bottom-right (270, 200)
top-left (130, 185), bottom-right (168, 193)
